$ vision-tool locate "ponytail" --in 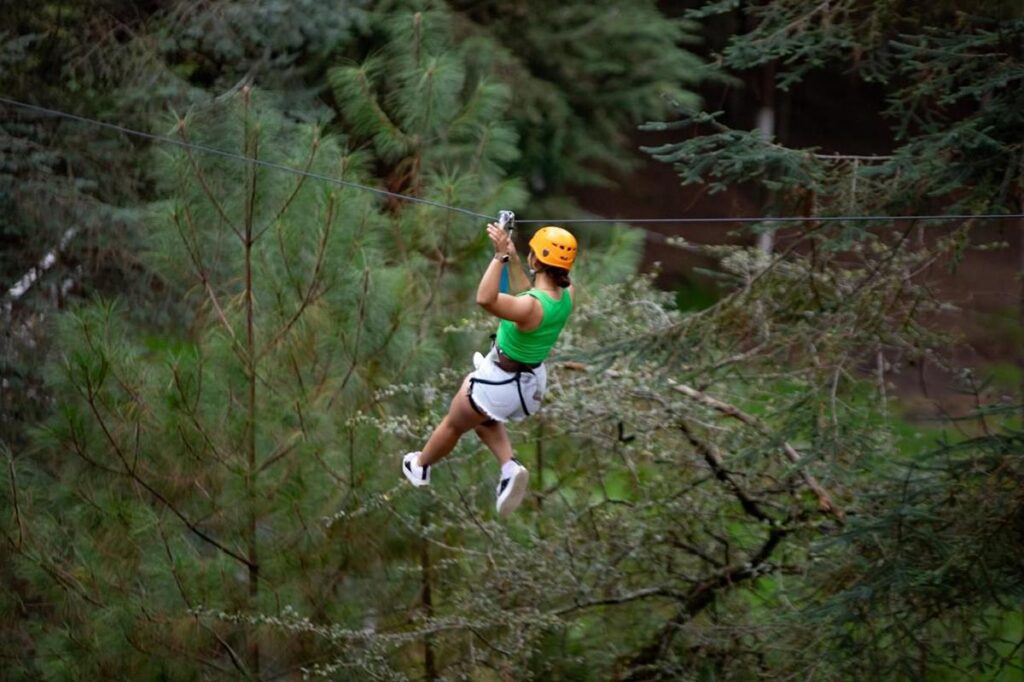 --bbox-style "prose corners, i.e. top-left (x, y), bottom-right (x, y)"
top-left (536, 262), bottom-right (571, 288)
